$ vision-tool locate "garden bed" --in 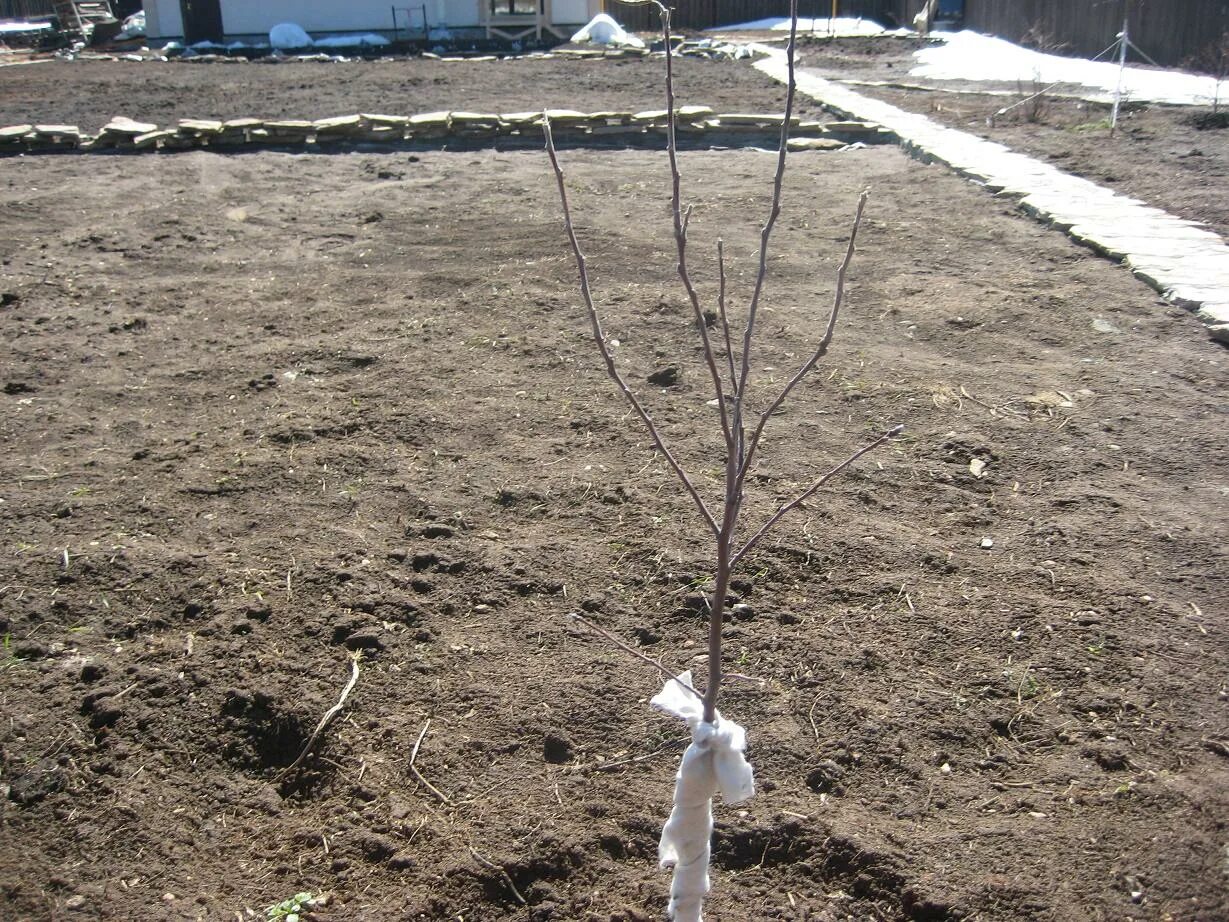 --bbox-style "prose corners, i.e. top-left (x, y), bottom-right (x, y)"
top-left (0, 50), bottom-right (1226, 922)
top-left (0, 52), bottom-right (829, 131)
